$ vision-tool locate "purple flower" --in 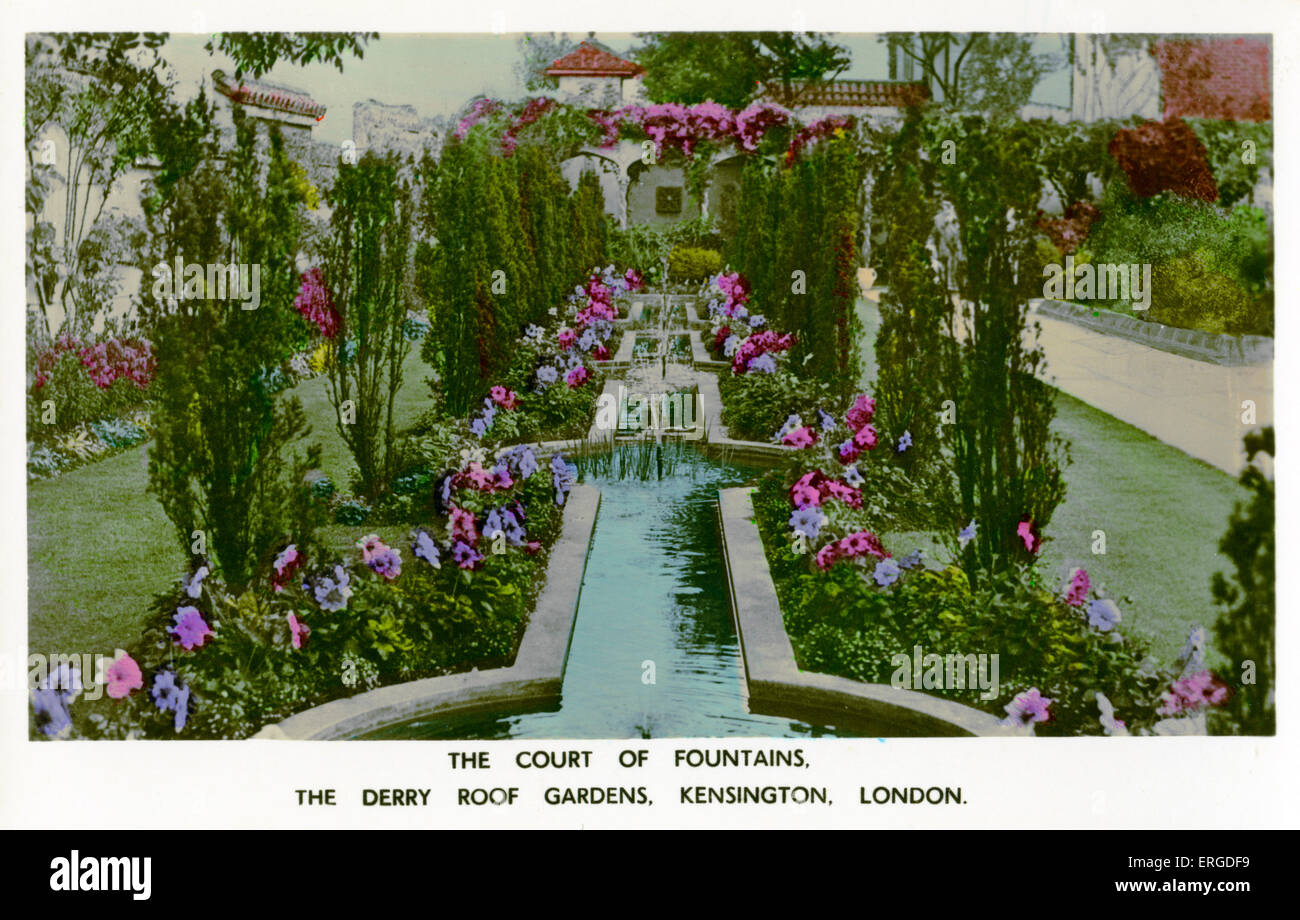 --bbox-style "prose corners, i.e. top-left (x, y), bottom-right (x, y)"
top-left (1086, 598), bottom-right (1122, 632)
top-left (470, 417), bottom-right (489, 438)
top-left (788, 506), bottom-right (826, 540)
top-left (842, 465), bottom-right (864, 488)
top-left (817, 409), bottom-right (837, 432)
top-left (552, 454), bottom-right (575, 505)
top-left (314, 565), bottom-right (353, 612)
top-left (896, 430), bottom-right (913, 453)
top-left (747, 353), bottom-right (777, 374)
top-left (873, 558), bottom-right (901, 587)
top-left (451, 540), bottom-right (484, 570)
top-left (958, 520), bottom-right (977, 549)
top-left (151, 669), bottom-right (187, 722)
top-left (368, 547), bottom-right (403, 581)
top-left (748, 314), bottom-right (766, 328)
top-left (412, 530), bottom-right (440, 568)
top-left (31, 688), bottom-right (72, 738)
top-left (897, 549), bottom-right (924, 570)
top-left (171, 606), bottom-right (213, 650)
top-left (536, 365), bottom-right (558, 386)
top-left (1001, 688), bottom-right (1052, 727)
top-left (183, 565), bottom-right (209, 599)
